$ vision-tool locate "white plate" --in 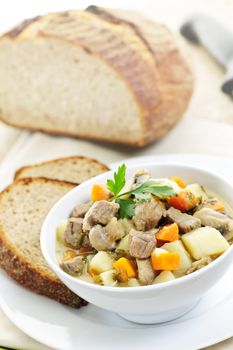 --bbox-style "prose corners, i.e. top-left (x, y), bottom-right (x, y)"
top-left (1, 154), bottom-right (233, 350)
